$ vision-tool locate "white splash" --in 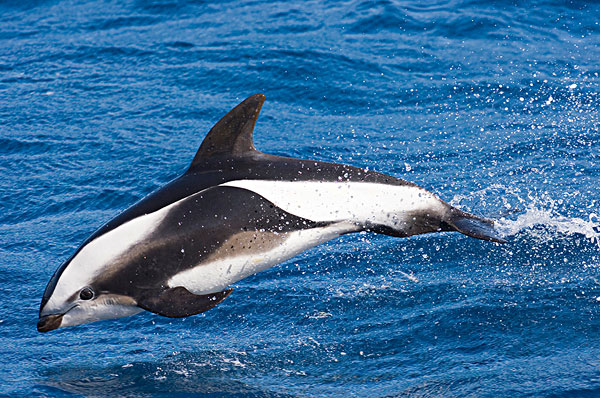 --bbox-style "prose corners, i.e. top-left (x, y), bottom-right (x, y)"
top-left (451, 185), bottom-right (600, 248)
top-left (496, 207), bottom-right (600, 248)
